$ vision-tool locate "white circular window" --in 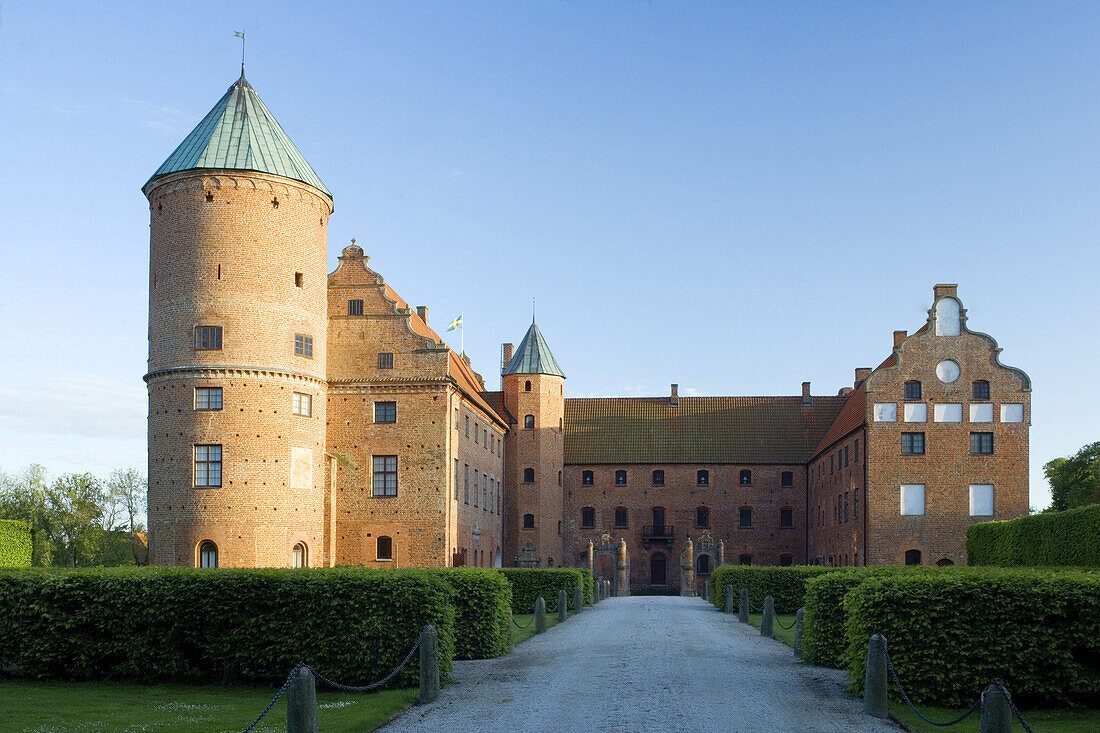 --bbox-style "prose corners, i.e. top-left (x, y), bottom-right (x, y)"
top-left (936, 360), bottom-right (960, 383)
